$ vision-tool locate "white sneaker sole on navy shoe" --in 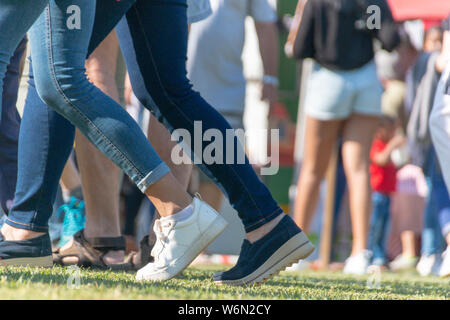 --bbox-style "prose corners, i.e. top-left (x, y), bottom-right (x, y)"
top-left (136, 198), bottom-right (228, 282)
top-left (212, 215), bottom-right (314, 286)
top-left (214, 232), bottom-right (314, 286)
